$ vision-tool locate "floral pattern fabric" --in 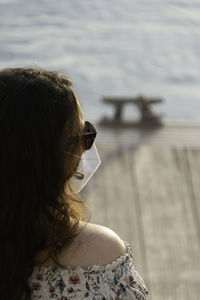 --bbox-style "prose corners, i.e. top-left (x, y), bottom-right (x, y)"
top-left (28, 241), bottom-right (148, 299)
